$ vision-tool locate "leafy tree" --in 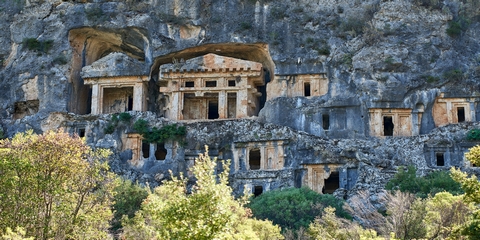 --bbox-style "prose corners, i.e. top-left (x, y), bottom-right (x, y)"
top-left (248, 187), bottom-right (350, 231)
top-left (308, 207), bottom-right (383, 240)
top-left (423, 192), bottom-right (473, 239)
top-left (451, 145), bottom-right (480, 239)
top-left (122, 146), bottom-right (283, 239)
top-left (0, 130), bottom-right (119, 239)
top-left (386, 165), bottom-right (463, 198)
top-left (111, 179), bottom-right (148, 231)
